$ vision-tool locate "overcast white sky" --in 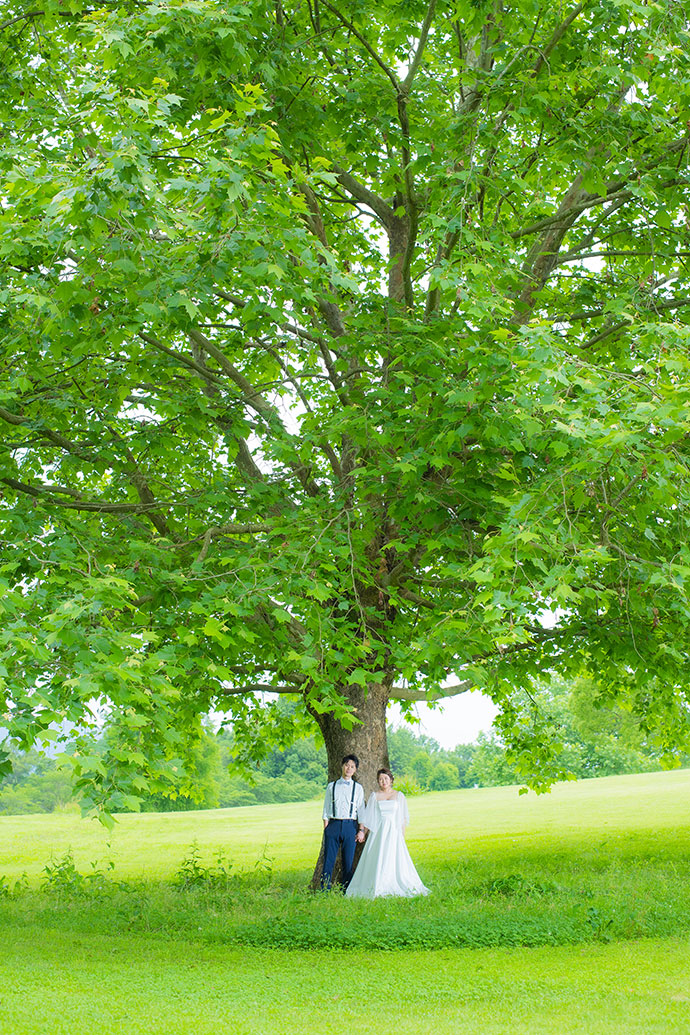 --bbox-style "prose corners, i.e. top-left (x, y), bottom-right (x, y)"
top-left (388, 689), bottom-right (499, 749)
